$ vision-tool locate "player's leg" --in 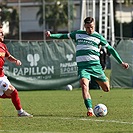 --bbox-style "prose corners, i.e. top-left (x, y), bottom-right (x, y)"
top-left (78, 68), bottom-right (95, 116)
top-left (0, 76), bottom-right (33, 117)
top-left (80, 78), bottom-right (94, 116)
top-left (4, 84), bottom-right (22, 110)
top-left (93, 66), bottom-right (110, 92)
top-left (80, 78), bottom-right (90, 99)
top-left (96, 77), bottom-right (110, 92)
top-left (4, 85), bottom-right (33, 117)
